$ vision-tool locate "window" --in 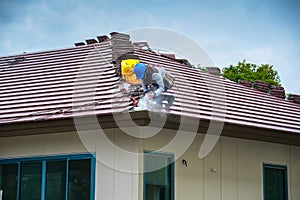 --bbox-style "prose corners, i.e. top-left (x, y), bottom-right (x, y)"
top-left (0, 164), bottom-right (18, 200)
top-left (263, 163), bottom-right (288, 200)
top-left (0, 154), bottom-right (95, 200)
top-left (144, 151), bottom-right (174, 200)
top-left (68, 160), bottom-right (91, 200)
top-left (45, 161), bottom-right (66, 200)
top-left (20, 162), bottom-right (42, 200)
